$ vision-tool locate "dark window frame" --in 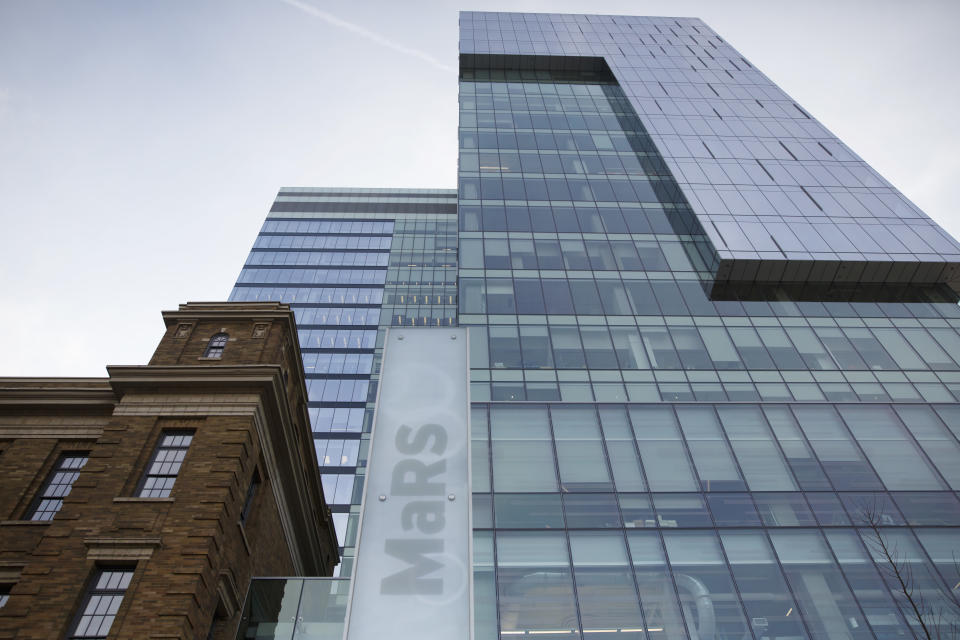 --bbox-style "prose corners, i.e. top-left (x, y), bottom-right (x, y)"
top-left (67, 566), bottom-right (134, 639)
top-left (240, 469), bottom-right (262, 525)
top-left (136, 430), bottom-right (194, 498)
top-left (203, 333), bottom-right (229, 359)
top-left (27, 452), bottom-right (89, 521)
